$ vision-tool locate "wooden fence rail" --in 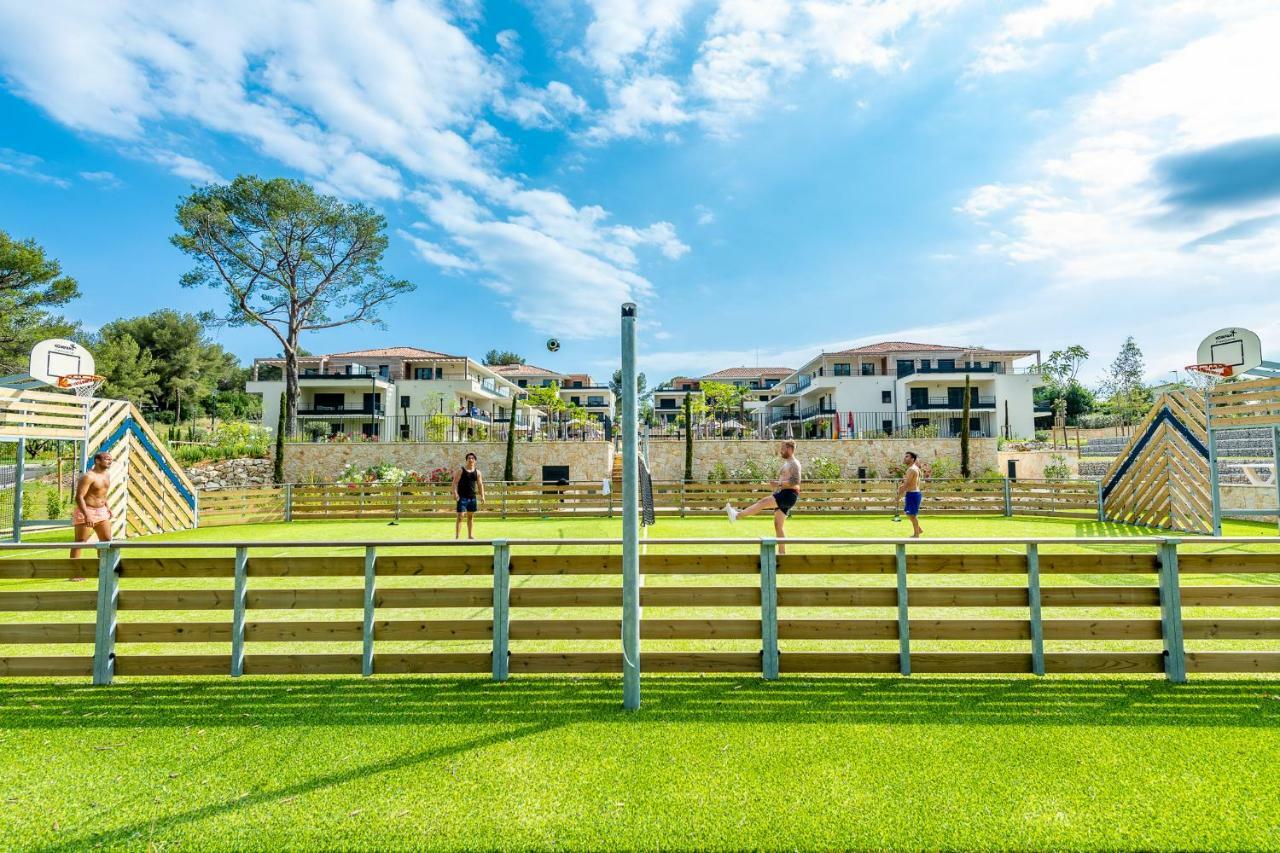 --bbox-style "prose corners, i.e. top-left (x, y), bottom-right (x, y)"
top-left (3, 537), bottom-right (1279, 682)
top-left (196, 478), bottom-right (1102, 527)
